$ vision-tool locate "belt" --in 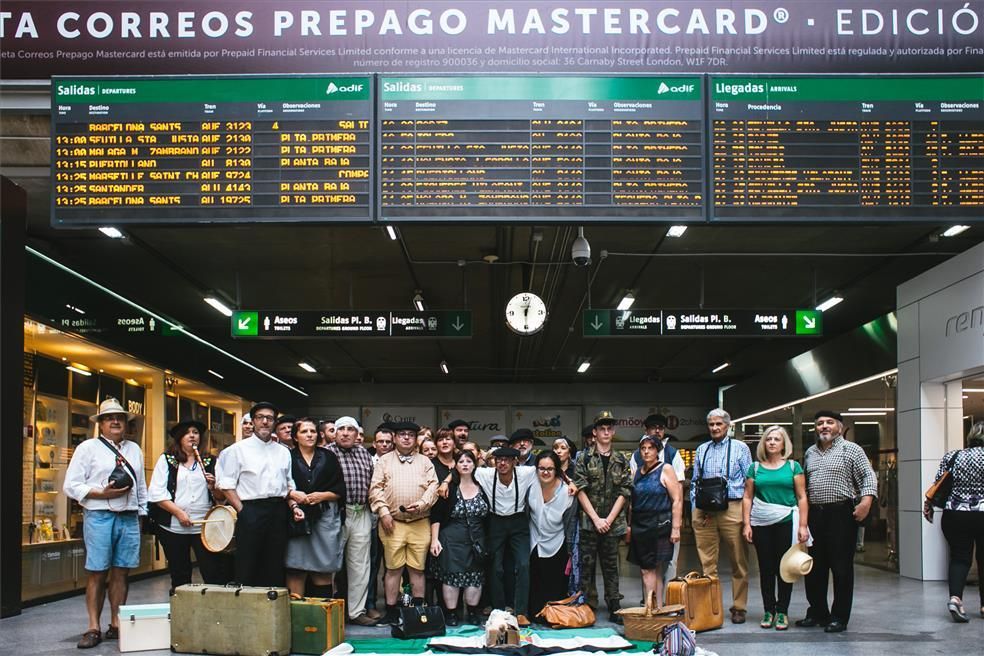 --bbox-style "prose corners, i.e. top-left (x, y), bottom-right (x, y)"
top-left (492, 512), bottom-right (526, 520)
top-left (242, 497), bottom-right (285, 505)
top-left (810, 500), bottom-right (854, 509)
